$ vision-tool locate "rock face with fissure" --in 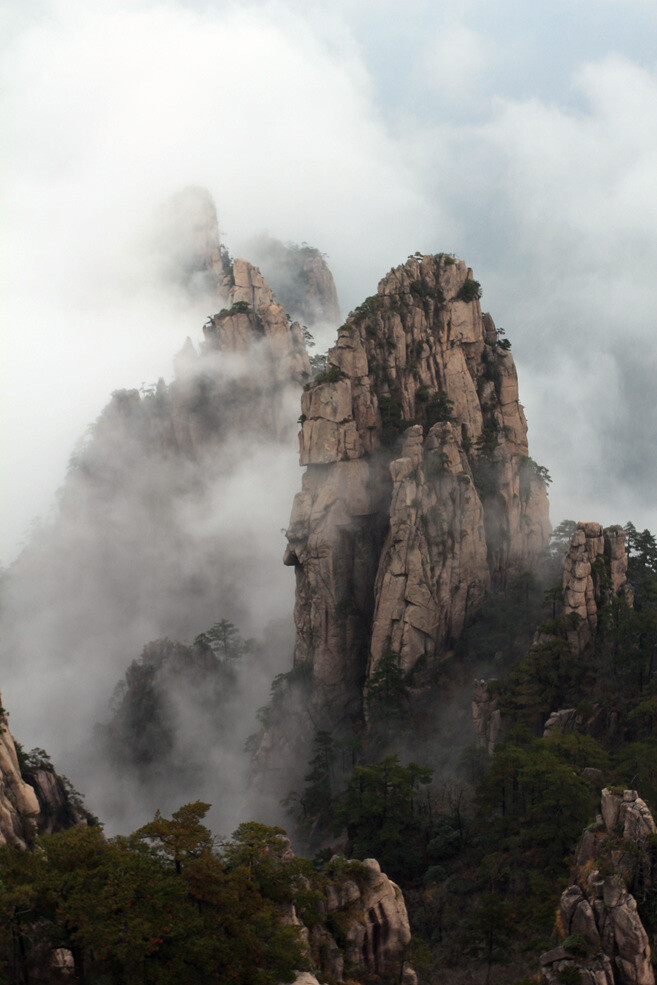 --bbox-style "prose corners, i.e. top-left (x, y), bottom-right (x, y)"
top-left (285, 255), bottom-right (550, 721)
top-left (284, 856), bottom-right (415, 985)
top-left (472, 679), bottom-right (502, 755)
top-left (540, 789), bottom-right (656, 985)
top-left (562, 522), bottom-right (631, 654)
top-left (0, 693), bottom-right (40, 848)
